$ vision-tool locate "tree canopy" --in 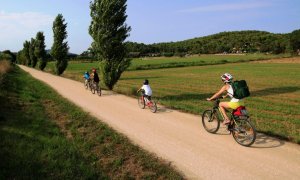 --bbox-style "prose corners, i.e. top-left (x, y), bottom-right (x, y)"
top-left (51, 14), bottom-right (69, 75)
top-left (89, 0), bottom-right (131, 90)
